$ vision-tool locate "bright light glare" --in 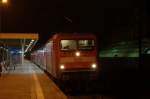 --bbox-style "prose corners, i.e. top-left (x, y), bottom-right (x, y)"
top-left (60, 65), bottom-right (65, 70)
top-left (18, 51), bottom-right (23, 53)
top-left (2, 0), bottom-right (8, 4)
top-left (30, 40), bottom-right (35, 44)
top-left (92, 64), bottom-right (97, 69)
top-left (75, 52), bottom-right (80, 56)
